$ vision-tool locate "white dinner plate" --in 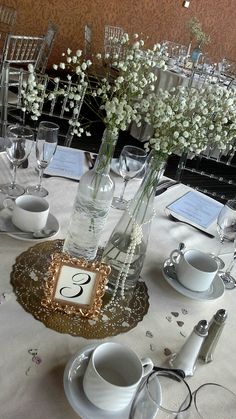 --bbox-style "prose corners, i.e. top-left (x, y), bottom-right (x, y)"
top-left (63, 344), bottom-right (161, 419)
top-left (162, 258), bottom-right (225, 301)
top-left (0, 209), bottom-right (59, 242)
top-left (110, 158), bottom-right (145, 179)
